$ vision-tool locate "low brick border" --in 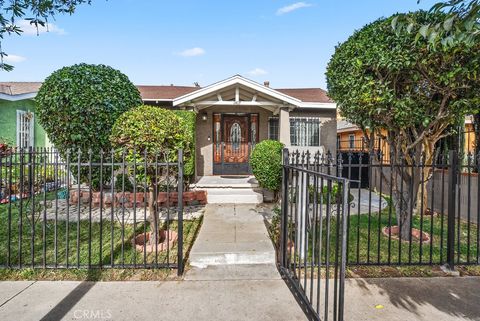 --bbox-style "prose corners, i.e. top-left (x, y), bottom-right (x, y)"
top-left (69, 190), bottom-right (207, 207)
